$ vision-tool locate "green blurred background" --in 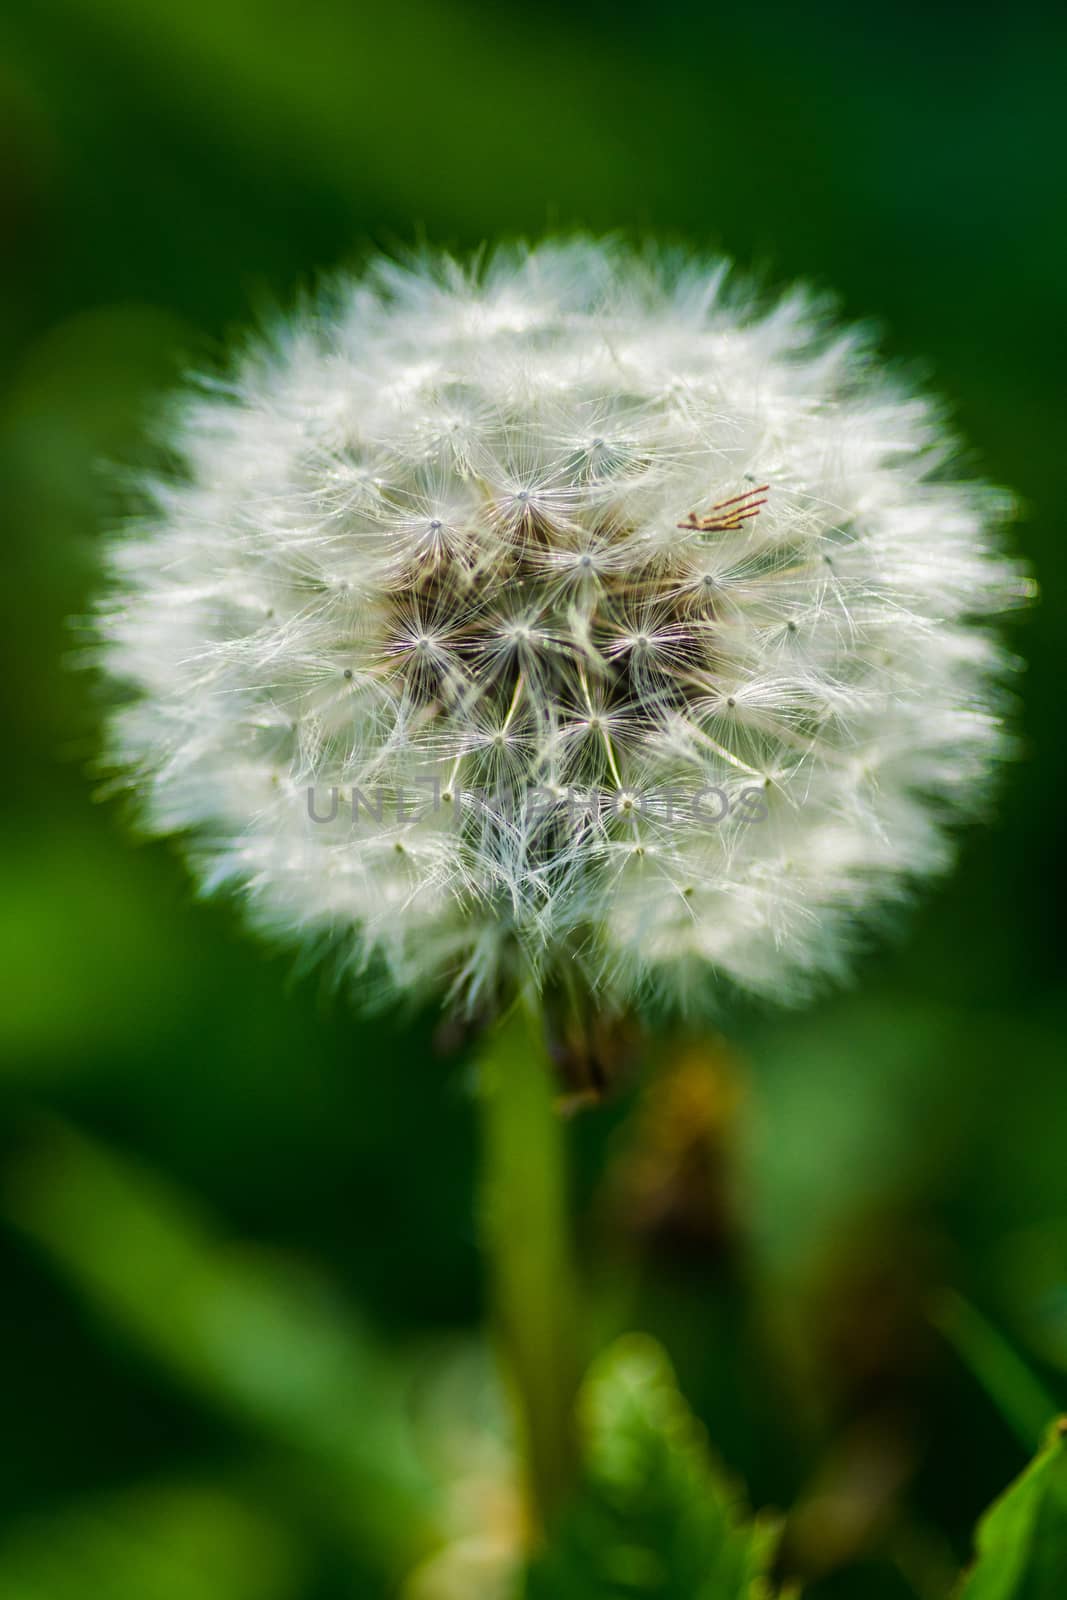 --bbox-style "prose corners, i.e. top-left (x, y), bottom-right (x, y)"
top-left (0, 1), bottom-right (1064, 1595)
